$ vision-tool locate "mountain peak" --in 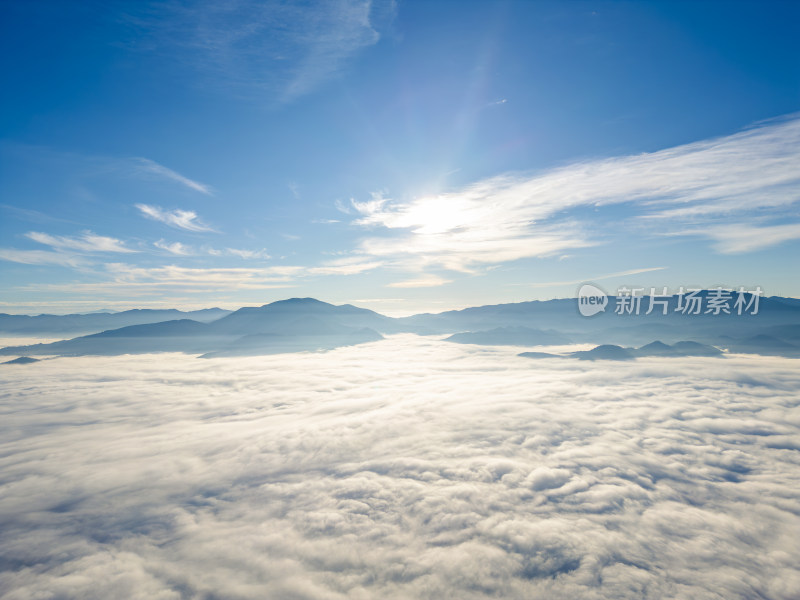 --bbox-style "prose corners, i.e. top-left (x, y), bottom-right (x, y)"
top-left (262, 298), bottom-right (331, 308)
